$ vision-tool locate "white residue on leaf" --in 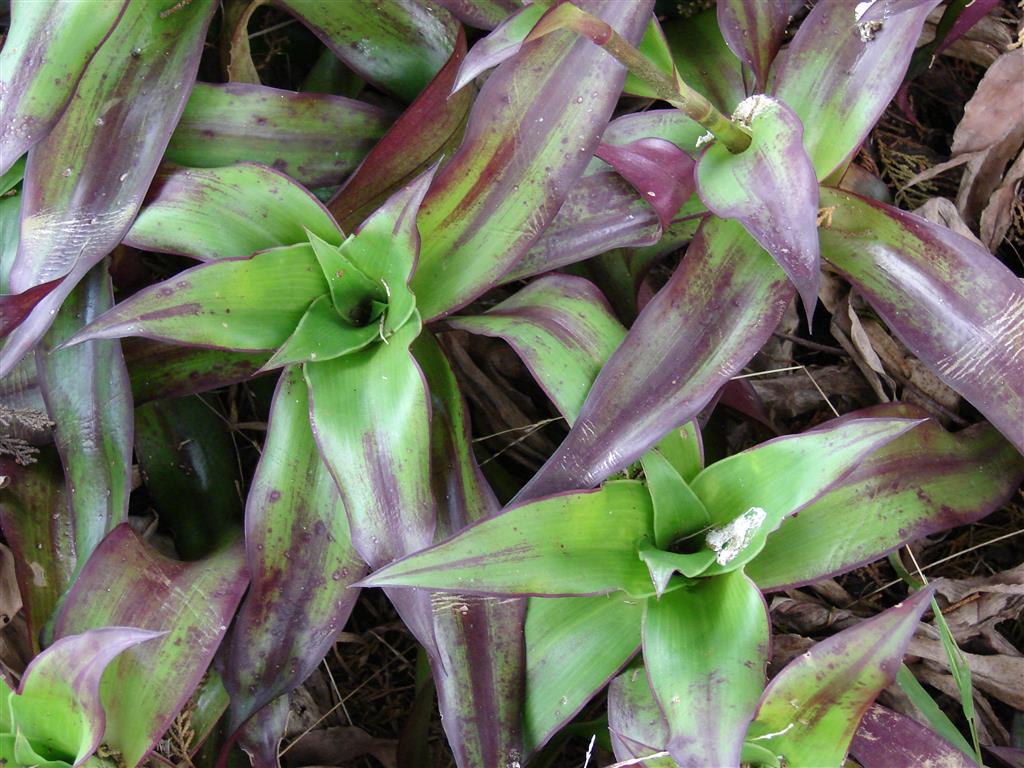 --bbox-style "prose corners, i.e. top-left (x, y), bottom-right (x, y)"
top-left (732, 94), bottom-right (775, 127)
top-left (706, 506), bottom-right (767, 565)
top-left (695, 131), bottom-right (715, 149)
top-left (855, 0), bottom-right (884, 41)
